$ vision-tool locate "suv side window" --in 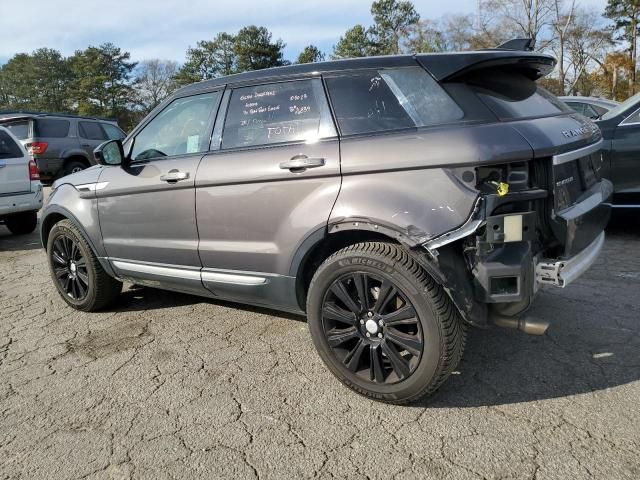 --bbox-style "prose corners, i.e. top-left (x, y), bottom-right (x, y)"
top-left (131, 91), bottom-right (221, 161)
top-left (102, 123), bottom-right (125, 140)
top-left (79, 121), bottom-right (106, 140)
top-left (34, 119), bottom-right (70, 137)
top-left (325, 66), bottom-right (463, 136)
top-left (222, 78), bottom-right (335, 149)
top-left (0, 130), bottom-right (23, 159)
